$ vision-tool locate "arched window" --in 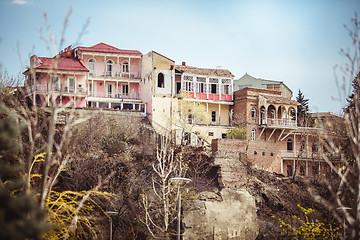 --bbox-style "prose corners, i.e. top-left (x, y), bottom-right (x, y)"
top-left (260, 107), bottom-right (266, 125)
top-left (122, 61), bottom-right (129, 73)
top-left (271, 110), bottom-right (276, 120)
top-left (158, 73), bottom-right (164, 88)
top-left (287, 138), bottom-right (293, 152)
top-left (88, 59), bottom-right (95, 75)
top-left (106, 60), bottom-right (113, 76)
top-left (251, 128), bottom-right (256, 141)
top-left (251, 107), bottom-right (256, 118)
top-left (290, 108), bottom-right (296, 120)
